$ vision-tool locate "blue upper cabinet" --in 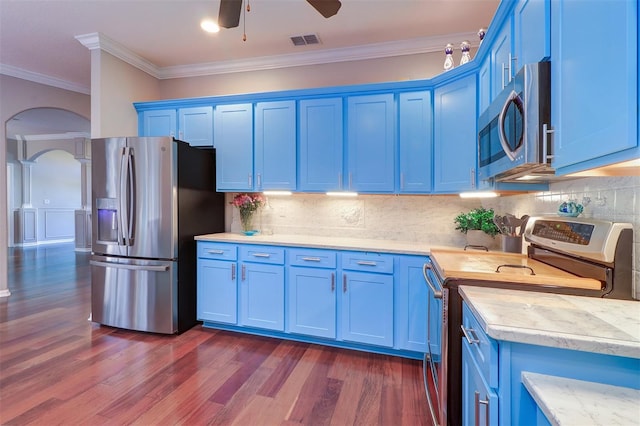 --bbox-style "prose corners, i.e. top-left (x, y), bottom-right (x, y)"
top-left (254, 101), bottom-right (297, 191)
top-left (299, 98), bottom-right (344, 192)
top-left (551, 0), bottom-right (638, 173)
top-left (347, 94), bottom-right (395, 193)
top-left (433, 74), bottom-right (478, 192)
top-left (398, 91), bottom-right (433, 194)
top-left (178, 106), bottom-right (213, 147)
top-left (140, 109), bottom-right (177, 138)
top-left (213, 103), bottom-right (254, 191)
top-left (478, 56), bottom-right (491, 115)
top-left (513, 0), bottom-right (550, 67)
top-left (490, 18), bottom-right (513, 98)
